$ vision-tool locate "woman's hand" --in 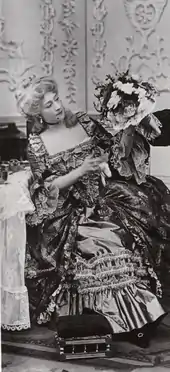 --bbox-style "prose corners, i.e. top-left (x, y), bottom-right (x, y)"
top-left (99, 161), bottom-right (112, 186)
top-left (46, 176), bottom-right (59, 194)
top-left (43, 153), bottom-right (111, 191)
top-left (80, 154), bottom-right (107, 176)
